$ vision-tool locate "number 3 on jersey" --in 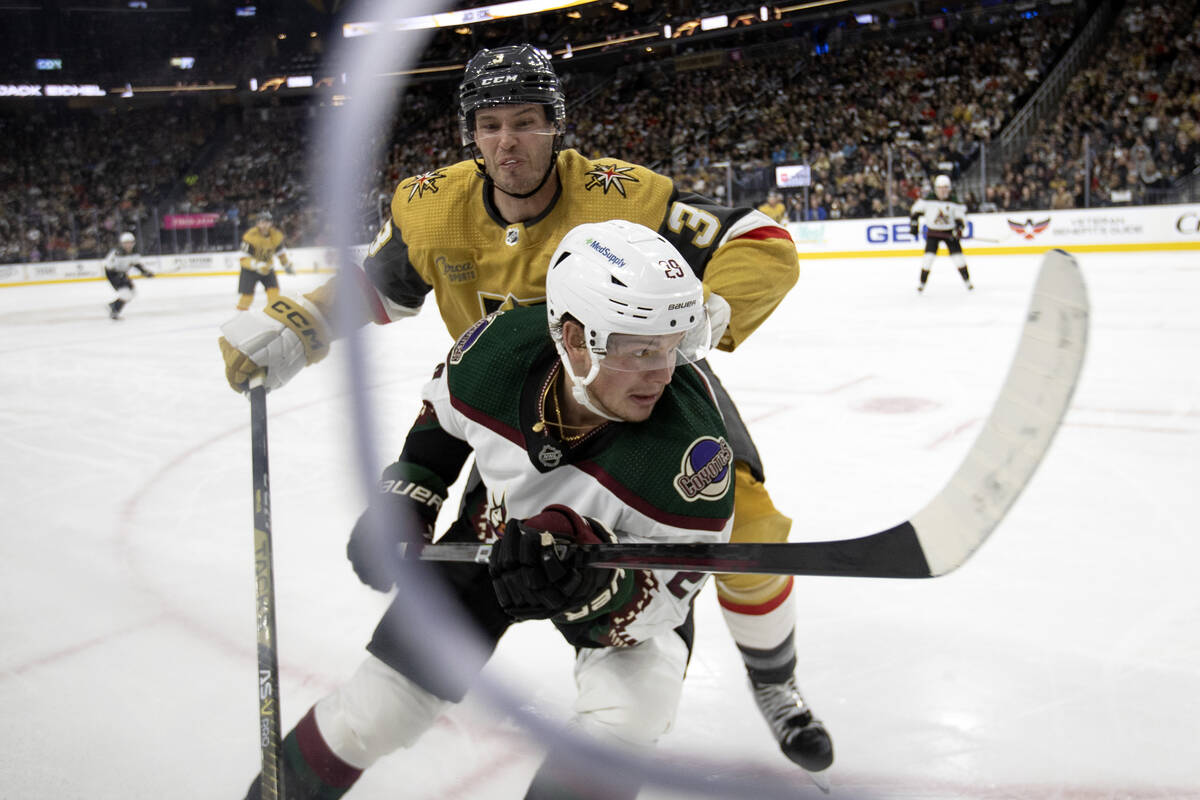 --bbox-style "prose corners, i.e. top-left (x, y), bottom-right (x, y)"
top-left (367, 219), bottom-right (393, 258)
top-left (666, 202), bottom-right (719, 248)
